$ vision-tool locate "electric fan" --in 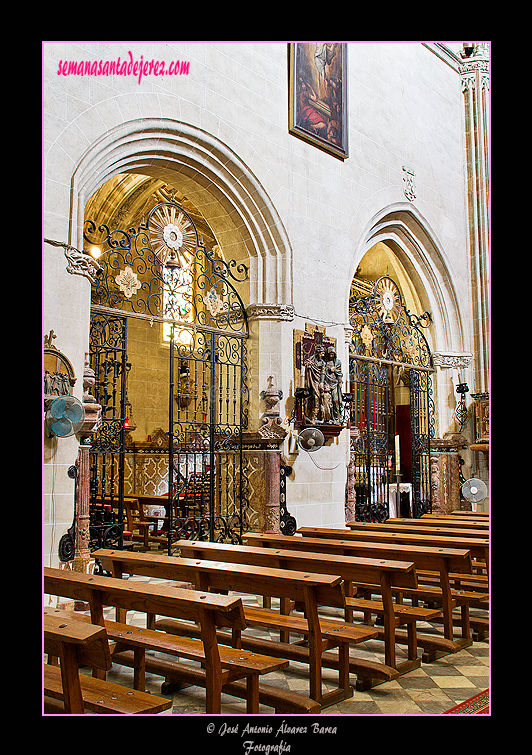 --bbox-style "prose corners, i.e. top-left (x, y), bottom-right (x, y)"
top-left (296, 427), bottom-right (325, 453)
top-left (45, 395), bottom-right (85, 438)
top-left (461, 477), bottom-right (488, 505)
